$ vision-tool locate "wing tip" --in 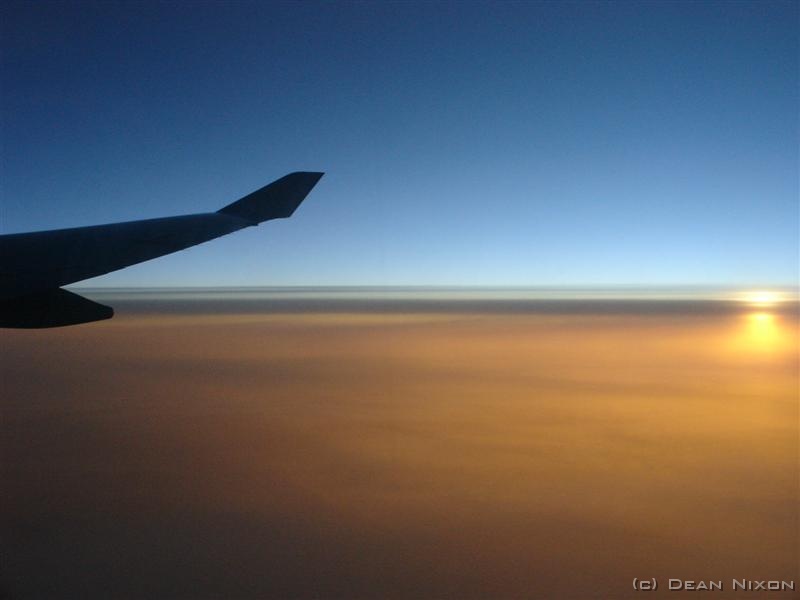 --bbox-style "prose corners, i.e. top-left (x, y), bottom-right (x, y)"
top-left (218, 171), bottom-right (324, 223)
